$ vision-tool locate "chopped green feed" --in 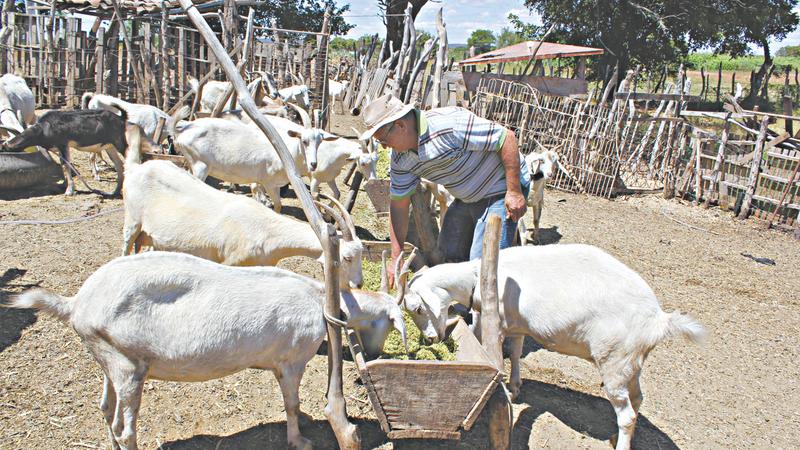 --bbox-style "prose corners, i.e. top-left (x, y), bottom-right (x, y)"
top-left (376, 145), bottom-right (390, 179)
top-left (381, 311), bottom-right (458, 361)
